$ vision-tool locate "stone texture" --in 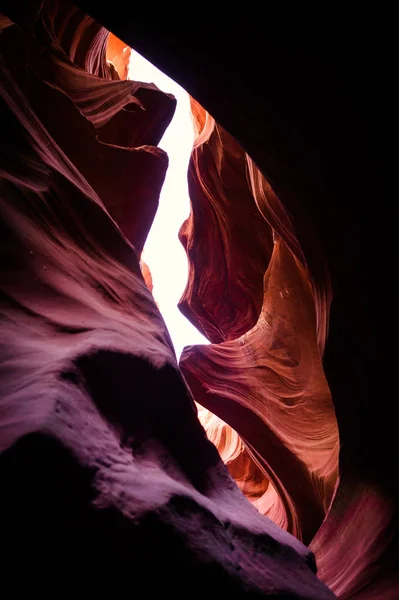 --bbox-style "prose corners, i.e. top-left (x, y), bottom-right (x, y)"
top-left (180, 101), bottom-right (338, 545)
top-left (75, 8), bottom-right (398, 599)
top-left (0, 1), bottom-right (337, 598)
